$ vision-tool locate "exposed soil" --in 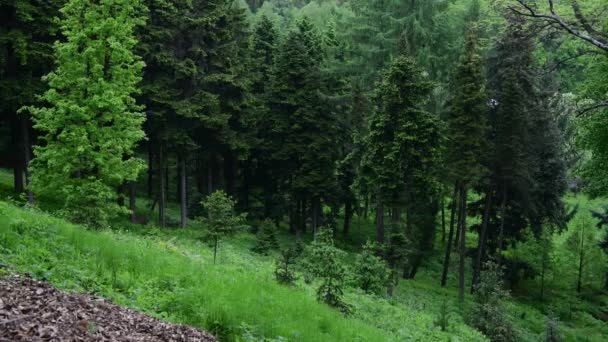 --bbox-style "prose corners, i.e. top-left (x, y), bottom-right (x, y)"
top-left (0, 275), bottom-right (216, 342)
